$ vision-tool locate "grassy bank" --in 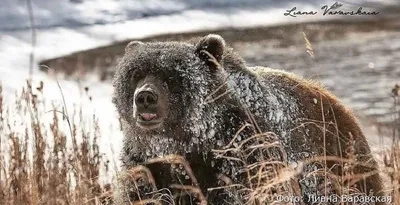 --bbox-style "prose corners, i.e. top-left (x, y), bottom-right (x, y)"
top-left (0, 80), bottom-right (399, 204)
